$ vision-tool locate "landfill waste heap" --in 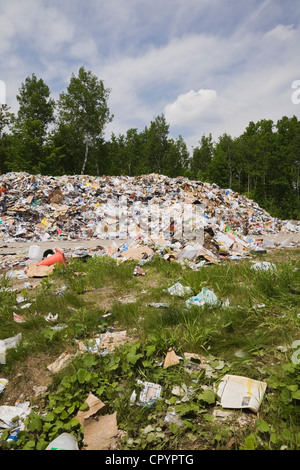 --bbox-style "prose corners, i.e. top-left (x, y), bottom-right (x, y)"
top-left (0, 172), bottom-right (299, 268)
